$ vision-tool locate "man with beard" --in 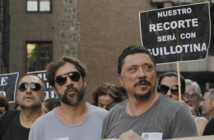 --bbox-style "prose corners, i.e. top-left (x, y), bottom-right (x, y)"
top-left (29, 56), bottom-right (108, 140)
top-left (0, 74), bottom-right (46, 140)
top-left (101, 45), bottom-right (198, 140)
